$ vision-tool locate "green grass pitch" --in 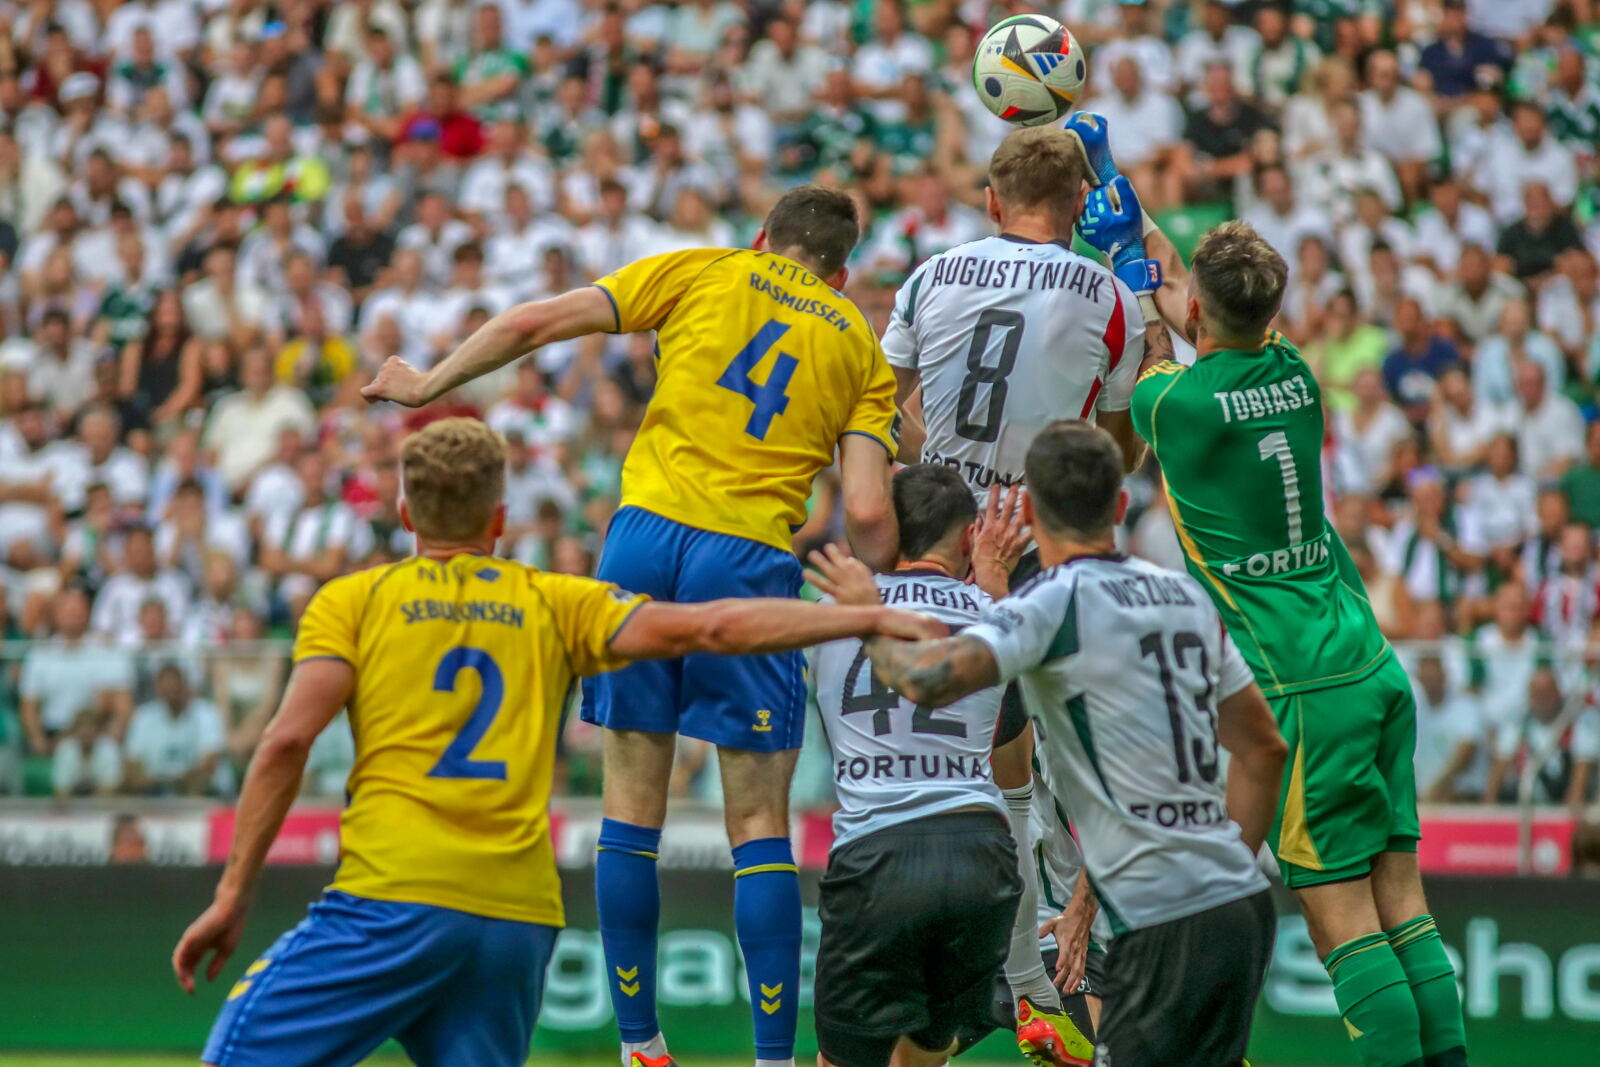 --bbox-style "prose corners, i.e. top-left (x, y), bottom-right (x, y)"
top-left (0, 1057), bottom-right (1058, 1066)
